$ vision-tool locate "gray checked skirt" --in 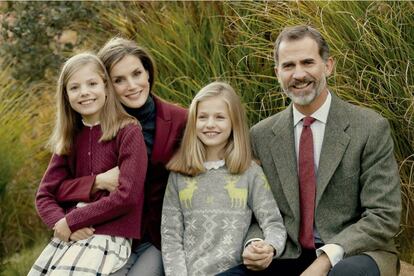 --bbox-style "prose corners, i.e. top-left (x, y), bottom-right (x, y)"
top-left (28, 235), bottom-right (131, 276)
